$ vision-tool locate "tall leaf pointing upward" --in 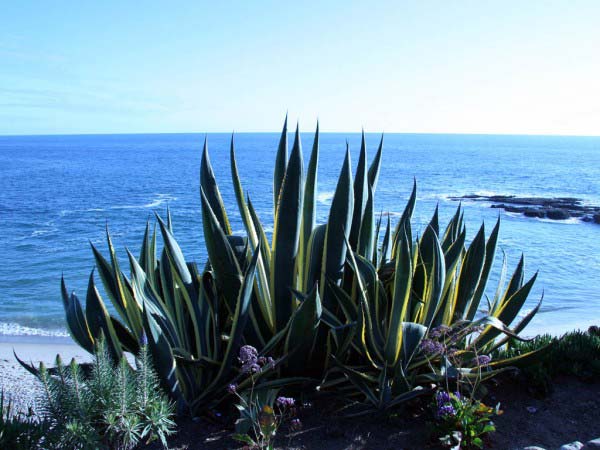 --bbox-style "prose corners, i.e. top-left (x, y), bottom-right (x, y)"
top-left (200, 137), bottom-right (231, 234)
top-left (349, 131), bottom-right (369, 249)
top-left (273, 115), bottom-right (288, 213)
top-left (298, 122), bottom-right (319, 285)
top-left (271, 124), bottom-right (304, 330)
top-left (367, 134), bottom-right (384, 191)
top-left (320, 145), bottom-right (354, 310)
top-left (384, 230), bottom-right (413, 367)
